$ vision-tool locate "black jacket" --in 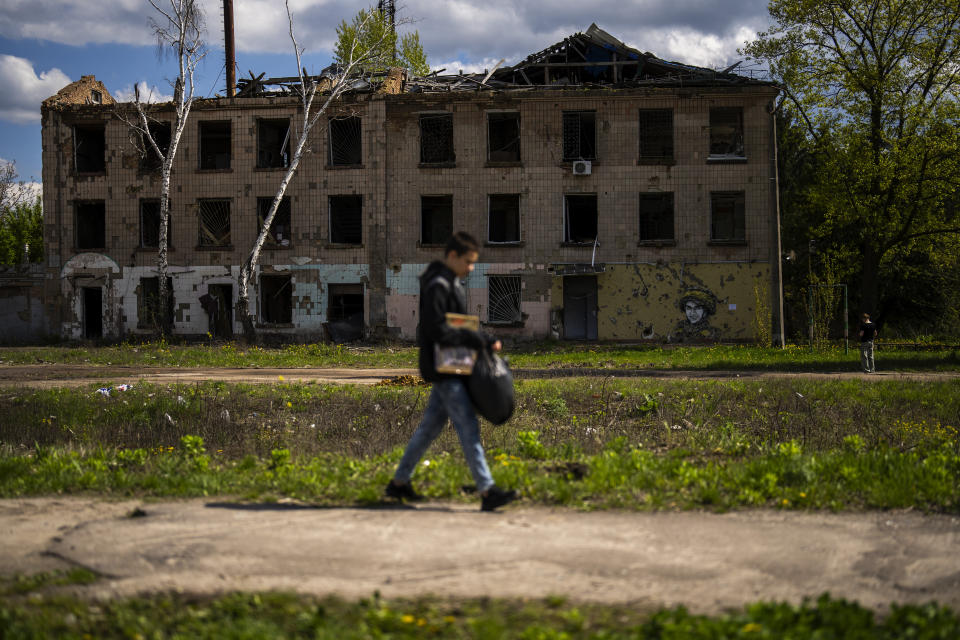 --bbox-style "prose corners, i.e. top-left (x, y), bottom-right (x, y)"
top-left (417, 261), bottom-right (490, 381)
